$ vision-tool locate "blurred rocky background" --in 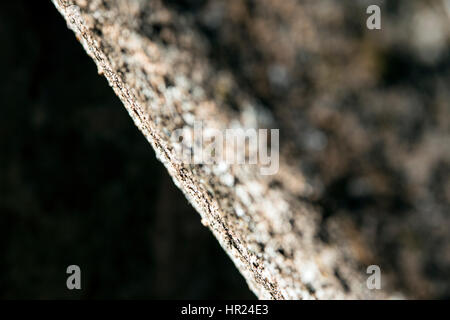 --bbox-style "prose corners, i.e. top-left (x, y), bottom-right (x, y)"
top-left (164, 0), bottom-right (450, 298)
top-left (1, 0), bottom-right (449, 298)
